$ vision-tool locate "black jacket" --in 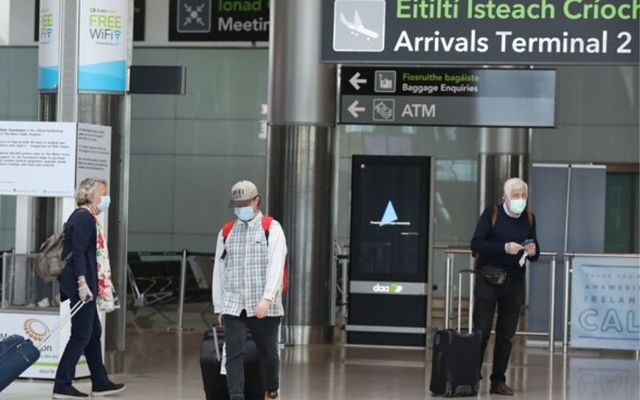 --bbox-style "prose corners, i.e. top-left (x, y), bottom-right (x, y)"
top-left (59, 208), bottom-right (97, 301)
top-left (470, 204), bottom-right (540, 276)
